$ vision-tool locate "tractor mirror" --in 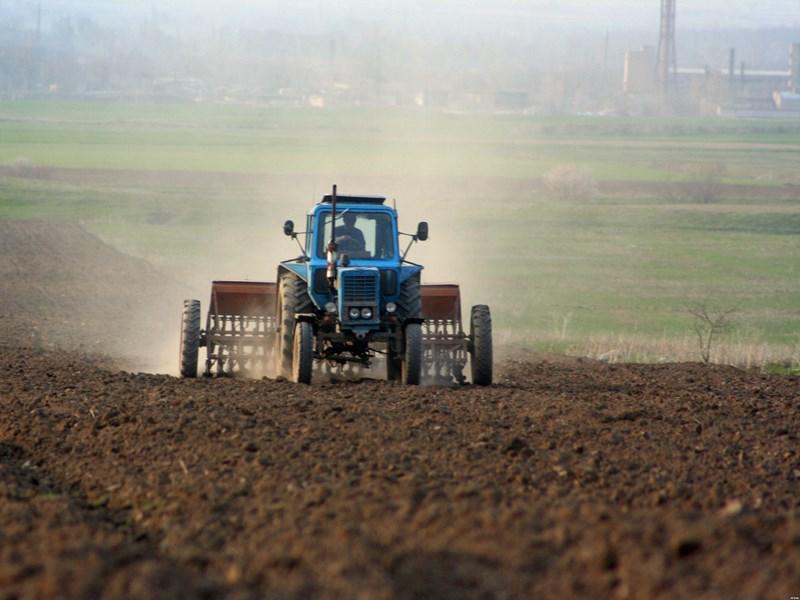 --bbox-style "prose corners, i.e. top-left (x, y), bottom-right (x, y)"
top-left (283, 220), bottom-right (295, 237)
top-left (416, 221), bottom-right (429, 241)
